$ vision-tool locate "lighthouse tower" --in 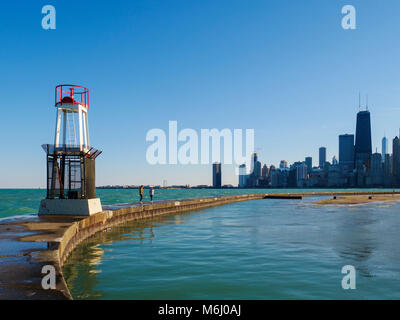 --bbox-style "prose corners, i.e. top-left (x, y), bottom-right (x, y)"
top-left (39, 85), bottom-right (102, 216)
